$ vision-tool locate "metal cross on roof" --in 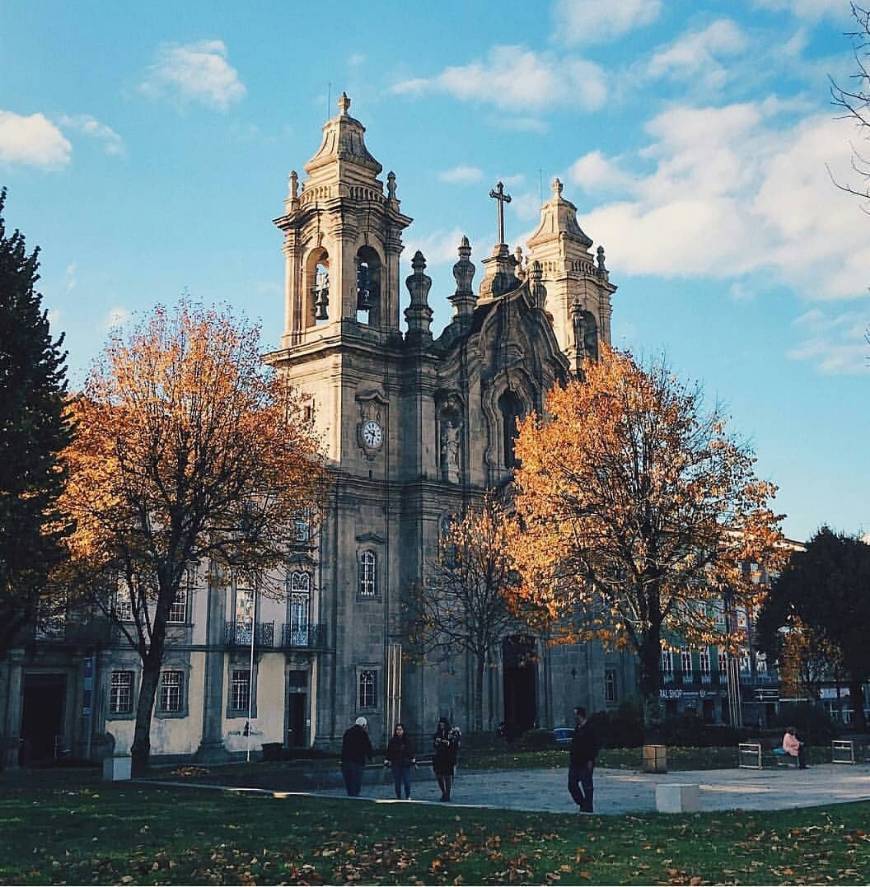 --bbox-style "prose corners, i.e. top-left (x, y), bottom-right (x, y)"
top-left (489, 181), bottom-right (512, 246)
